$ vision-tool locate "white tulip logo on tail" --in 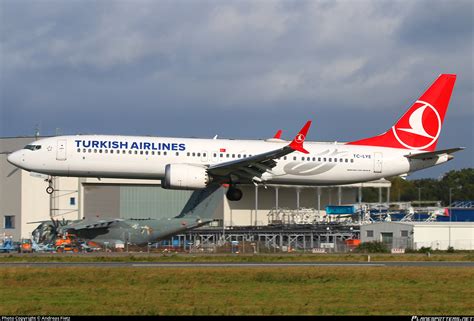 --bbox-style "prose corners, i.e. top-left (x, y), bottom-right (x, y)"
top-left (295, 134), bottom-right (305, 144)
top-left (392, 100), bottom-right (441, 150)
